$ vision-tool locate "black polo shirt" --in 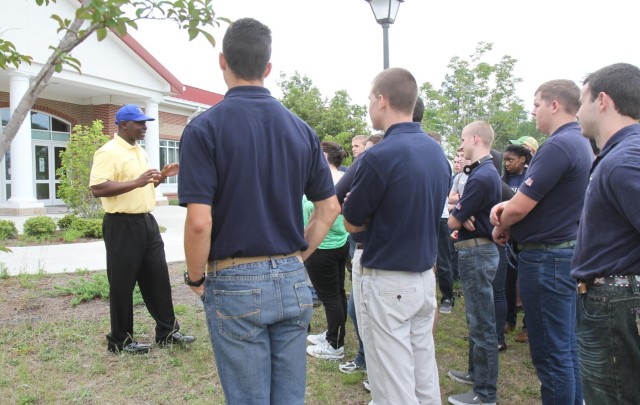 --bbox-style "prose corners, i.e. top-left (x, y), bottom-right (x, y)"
top-left (342, 122), bottom-right (450, 272)
top-left (178, 86), bottom-right (335, 260)
top-left (572, 124), bottom-right (640, 279)
top-left (510, 122), bottom-right (593, 244)
top-left (451, 159), bottom-right (501, 240)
